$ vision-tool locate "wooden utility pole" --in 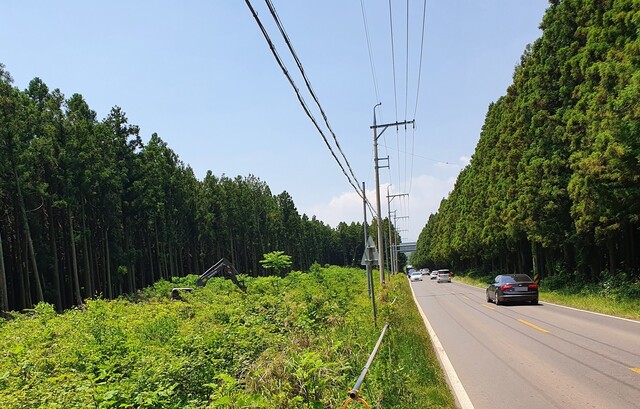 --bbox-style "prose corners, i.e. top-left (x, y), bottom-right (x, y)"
top-left (387, 187), bottom-right (408, 276)
top-left (371, 103), bottom-right (414, 285)
top-left (361, 182), bottom-right (377, 326)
